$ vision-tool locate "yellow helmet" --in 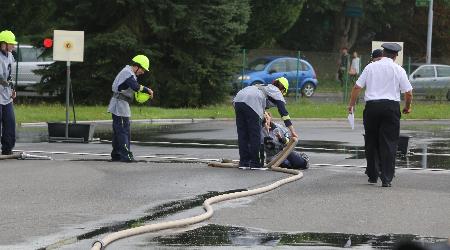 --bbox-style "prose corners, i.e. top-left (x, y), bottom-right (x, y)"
top-left (275, 77), bottom-right (289, 96)
top-left (0, 30), bottom-right (17, 45)
top-left (134, 91), bottom-right (151, 103)
top-left (132, 55), bottom-right (150, 71)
